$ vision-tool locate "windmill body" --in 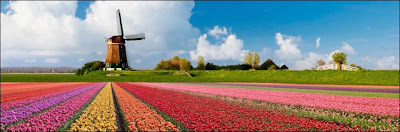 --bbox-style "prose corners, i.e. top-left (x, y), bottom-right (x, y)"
top-left (104, 9), bottom-right (145, 71)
